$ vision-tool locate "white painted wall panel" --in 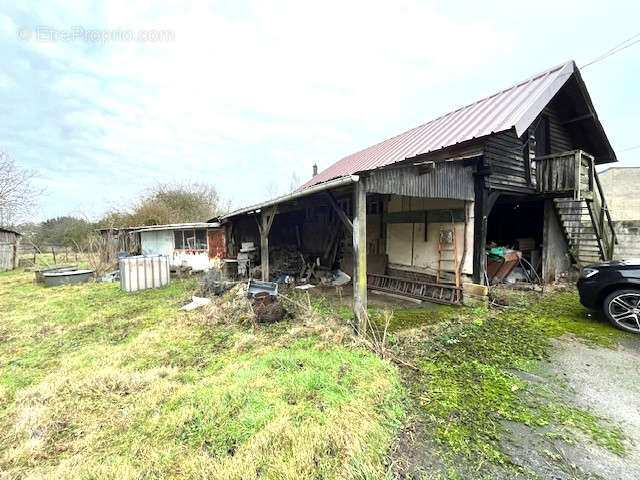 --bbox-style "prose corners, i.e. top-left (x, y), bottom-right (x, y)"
top-left (141, 231), bottom-right (174, 256)
top-left (387, 223), bottom-right (413, 265)
top-left (385, 195), bottom-right (474, 275)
